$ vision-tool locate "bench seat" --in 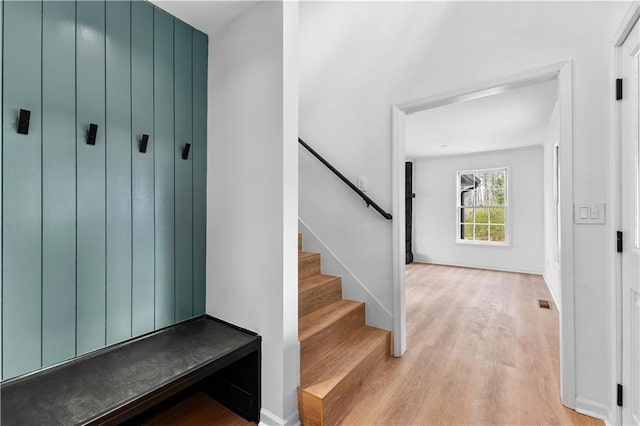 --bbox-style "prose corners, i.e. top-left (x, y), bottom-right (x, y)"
top-left (0, 316), bottom-right (261, 425)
